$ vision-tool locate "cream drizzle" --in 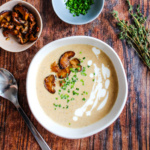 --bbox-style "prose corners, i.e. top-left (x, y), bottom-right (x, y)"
top-left (73, 63), bottom-right (111, 121)
top-left (87, 60), bottom-right (92, 66)
top-left (92, 47), bottom-right (100, 59)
